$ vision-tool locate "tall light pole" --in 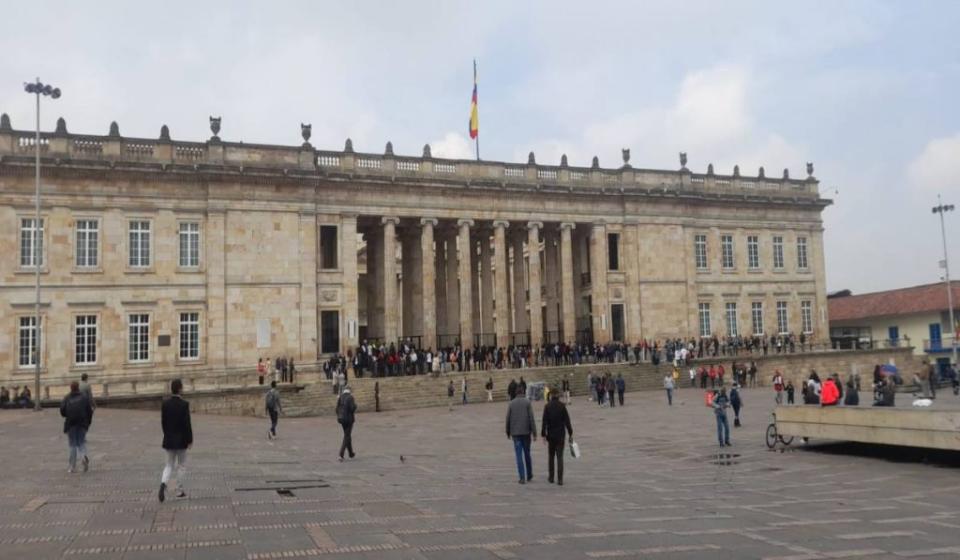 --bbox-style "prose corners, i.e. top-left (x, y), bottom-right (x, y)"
top-left (23, 78), bottom-right (60, 411)
top-left (932, 195), bottom-right (957, 368)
